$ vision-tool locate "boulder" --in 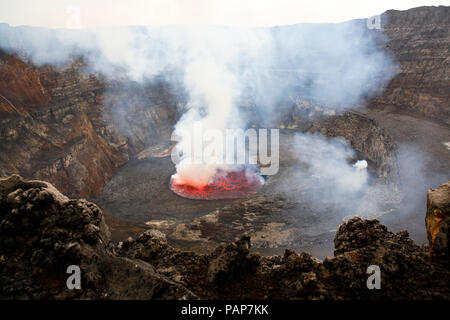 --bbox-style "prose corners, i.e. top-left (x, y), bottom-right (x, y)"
top-left (426, 181), bottom-right (450, 264)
